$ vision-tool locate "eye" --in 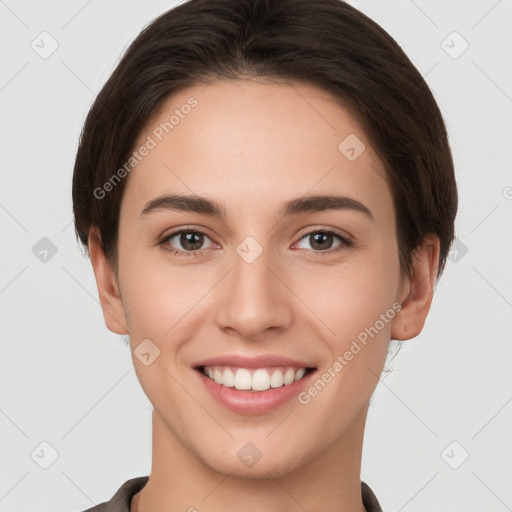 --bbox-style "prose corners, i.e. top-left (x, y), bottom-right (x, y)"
top-left (294, 229), bottom-right (352, 255)
top-left (159, 227), bottom-right (353, 258)
top-left (159, 229), bottom-right (215, 256)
